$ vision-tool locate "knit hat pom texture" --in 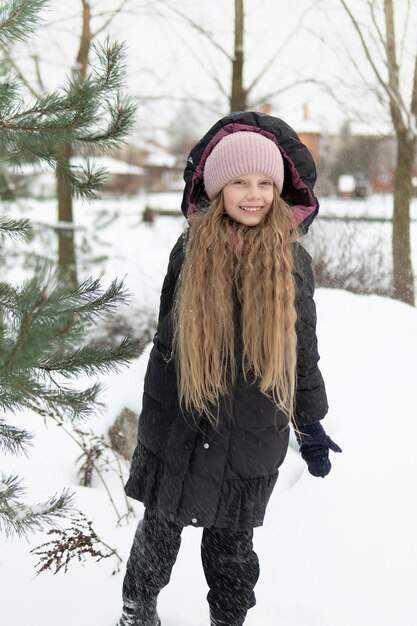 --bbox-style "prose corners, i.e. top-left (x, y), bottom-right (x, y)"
top-left (203, 131), bottom-right (284, 200)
